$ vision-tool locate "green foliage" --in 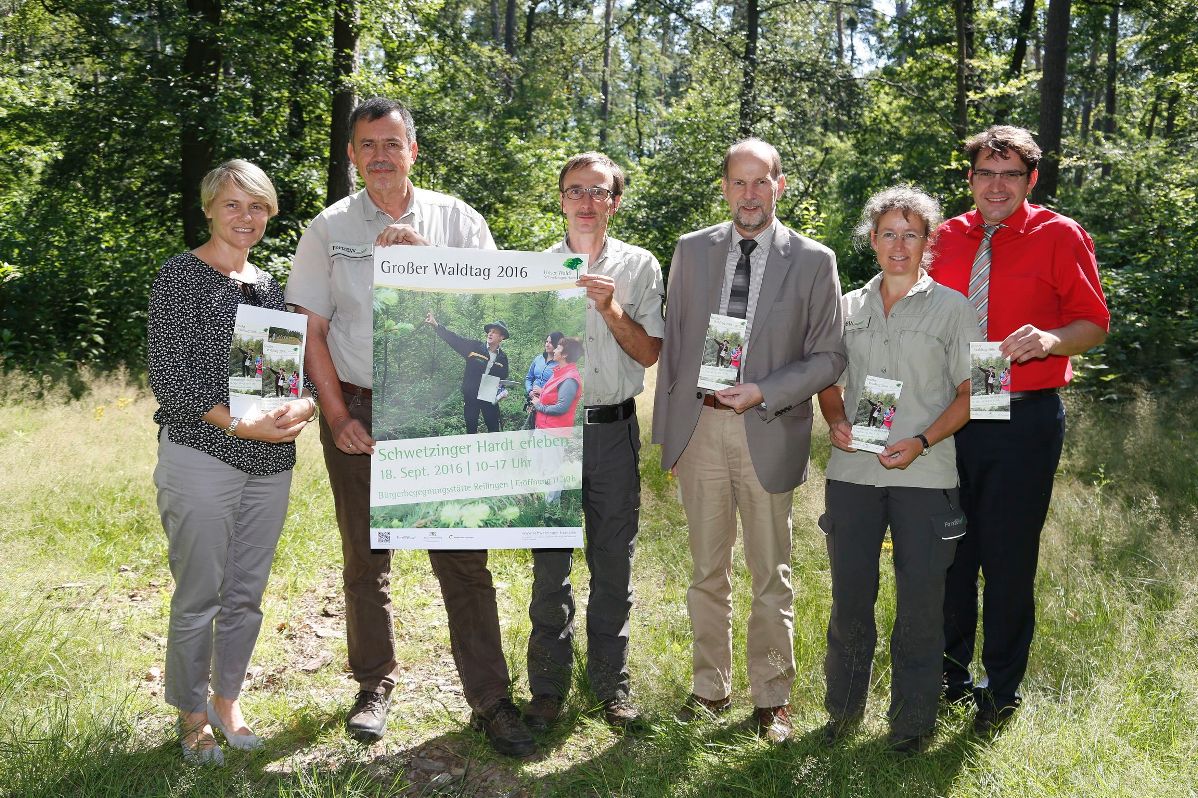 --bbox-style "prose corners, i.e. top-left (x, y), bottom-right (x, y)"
top-left (0, 0), bottom-right (1195, 392)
